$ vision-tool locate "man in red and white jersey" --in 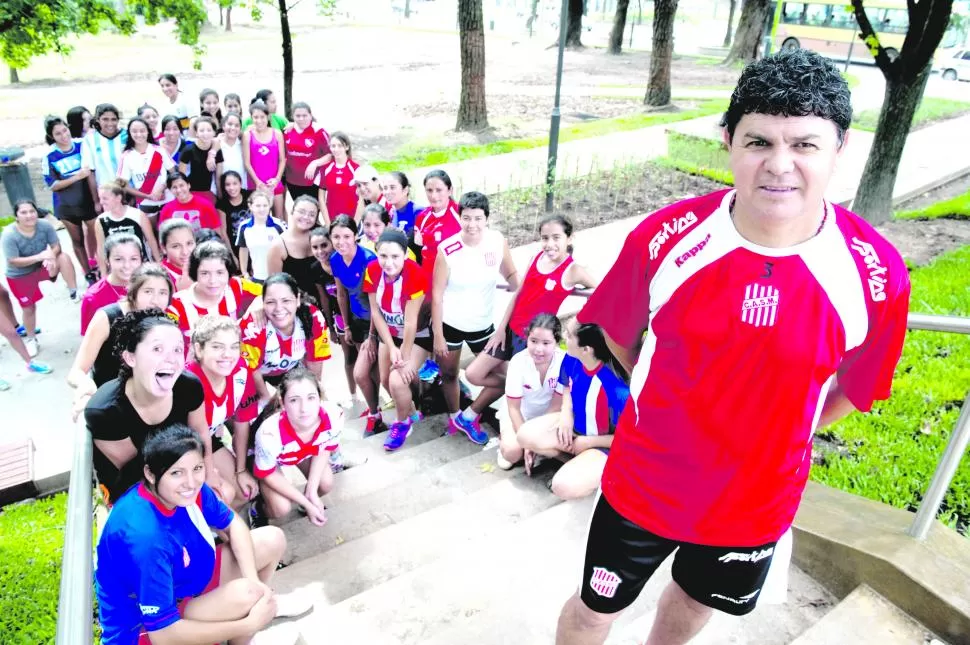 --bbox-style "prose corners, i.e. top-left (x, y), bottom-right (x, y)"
top-left (556, 50), bottom-right (910, 645)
